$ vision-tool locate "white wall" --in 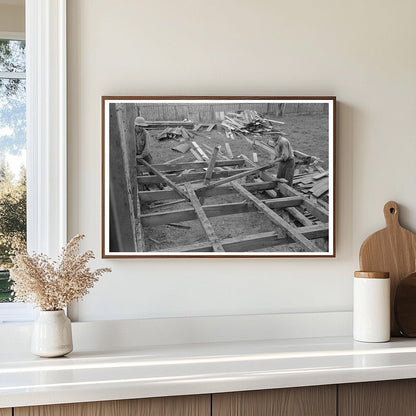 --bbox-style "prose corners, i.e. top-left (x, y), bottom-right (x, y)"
top-left (67, 0), bottom-right (416, 322)
top-left (0, 3), bottom-right (24, 33)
